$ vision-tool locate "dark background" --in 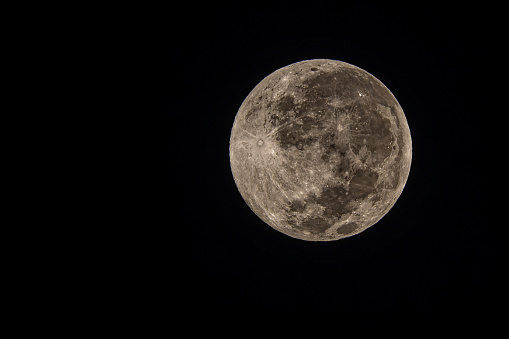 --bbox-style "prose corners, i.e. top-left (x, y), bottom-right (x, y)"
top-left (124, 3), bottom-right (501, 328)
